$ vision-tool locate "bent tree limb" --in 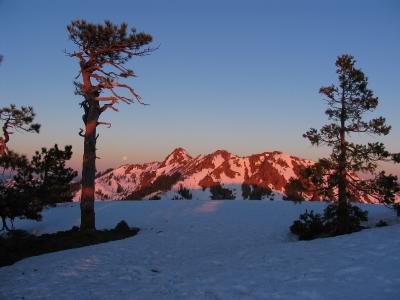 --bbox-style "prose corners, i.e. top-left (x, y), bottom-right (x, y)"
top-left (0, 105), bottom-right (40, 156)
